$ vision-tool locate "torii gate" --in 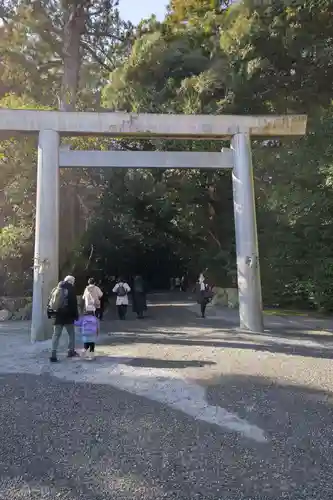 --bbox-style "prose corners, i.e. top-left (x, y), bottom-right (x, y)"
top-left (0, 110), bottom-right (307, 341)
